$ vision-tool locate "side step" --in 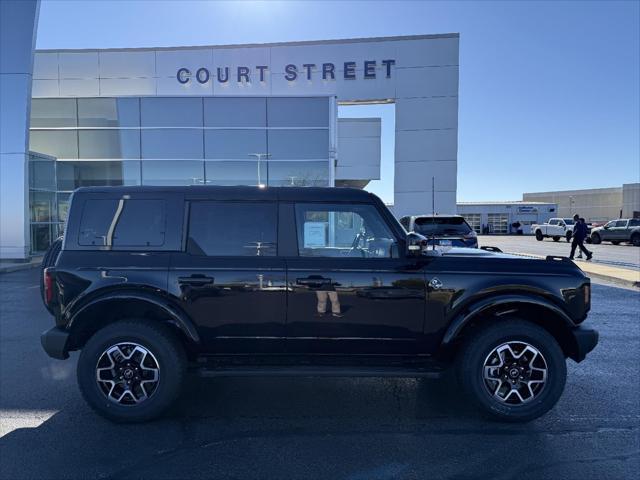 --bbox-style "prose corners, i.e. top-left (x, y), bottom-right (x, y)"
top-left (193, 365), bottom-right (445, 379)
